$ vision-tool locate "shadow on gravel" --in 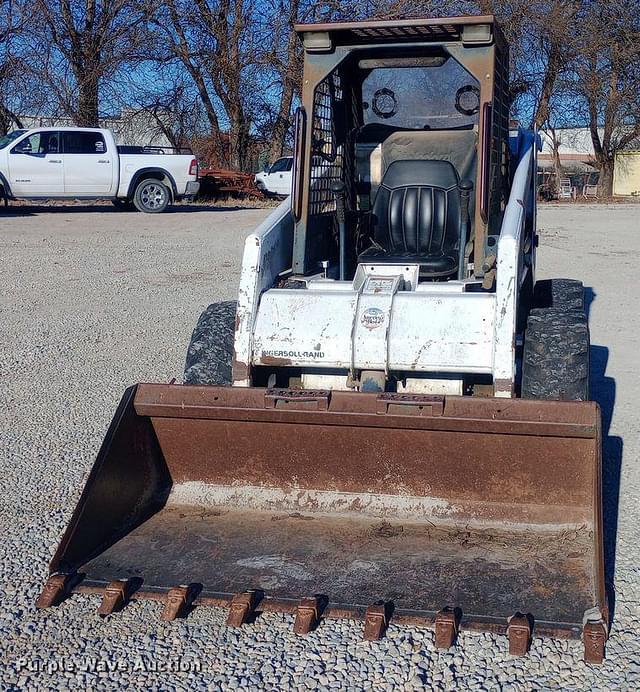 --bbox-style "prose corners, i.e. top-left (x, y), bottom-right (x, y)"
top-left (586, 287), bottom-right (622, 625)
top-left (172, 202), bottom-right (270, 213)
top-left (0, 202), bottom-right (269, 215)
top-left (0, 205), bottom-right (36, 216)
top-left (585, 286), bottom-right (596, 323)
